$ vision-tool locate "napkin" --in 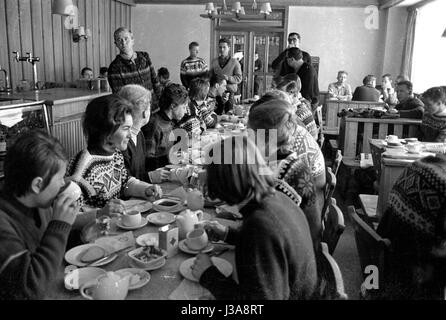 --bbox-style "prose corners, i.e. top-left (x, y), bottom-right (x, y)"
top-left (168, 279), bottom-right (215, 300)
top-left (94, 231), bottom-right (135, 252)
